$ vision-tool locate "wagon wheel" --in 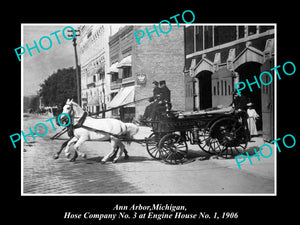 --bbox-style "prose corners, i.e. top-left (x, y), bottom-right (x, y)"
top-left (197, 129), bottom-right (216, 155)
top-left (146, 133), bottom-right (163, 160)
top-left (209, 117), bottom-right (248, 158)
top-left (158, 133), bottom-right (188, 164)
